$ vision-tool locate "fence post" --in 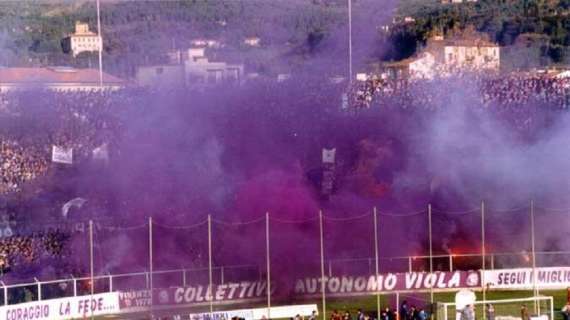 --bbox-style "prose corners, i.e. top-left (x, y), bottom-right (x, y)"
top-left (396, 292), bottom-right (400, 320)
top-left (220, 267), bottom-right (224, 285)
top-left (328, 261), bottom-right (332, 277)
top-left (319, 210), bottom-right (326, 320)
top-left (148, 216), bottom-right (153, 317)
top-left (207, 215), bottom-right (213, 316)
top-left (265, 212), bottom-right (271, 320)
top-left (428, 203), bottom-right (433, 304)
top-left (182, 269), bottom-right (187, 287)
top-left (71, 276), bottom-right (77, 297)
top-left (1, 281), bottom-right (7, 305)
top-left (449, 255), bottom-right (453, 272)
top-left (108, 274), bottom-right (113, 292)
top-left (35, 278), bottom-right (41, 301)
top-left (408, 257), bottom-right (412, 273)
